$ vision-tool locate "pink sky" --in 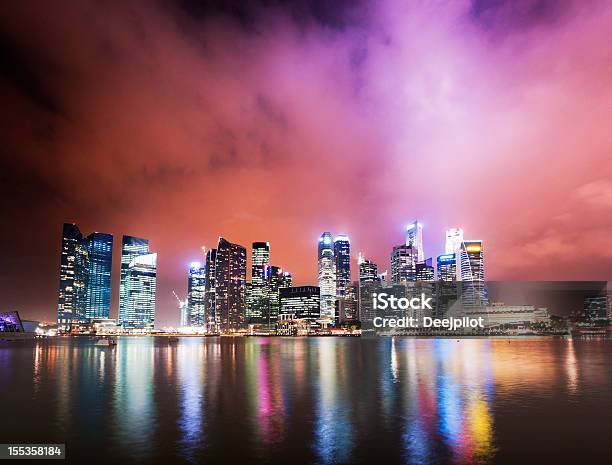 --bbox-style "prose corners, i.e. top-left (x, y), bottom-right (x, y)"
top-left (1, 0), bottom-right (611, 324)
